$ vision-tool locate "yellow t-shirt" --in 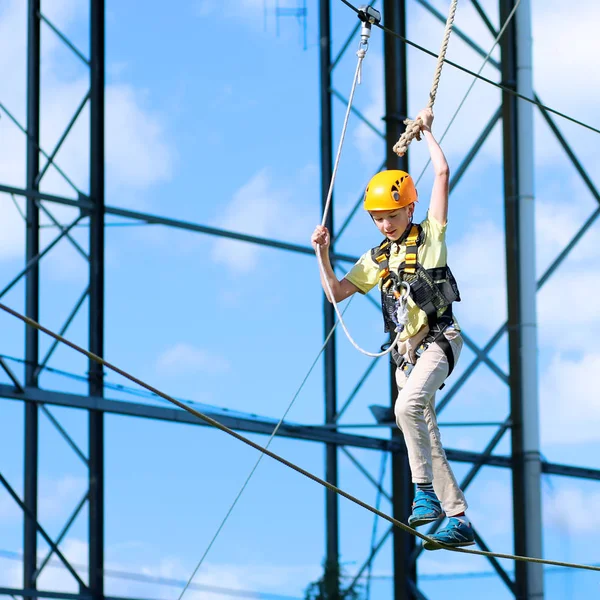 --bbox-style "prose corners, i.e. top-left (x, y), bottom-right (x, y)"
top-left (344, 213), bottom-right (460, 341)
